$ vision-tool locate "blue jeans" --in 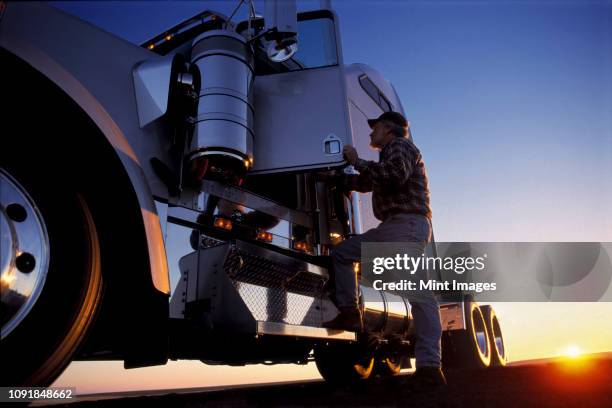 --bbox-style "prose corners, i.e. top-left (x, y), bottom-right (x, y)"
top-left (331, 213), bottom-right (442, 368)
